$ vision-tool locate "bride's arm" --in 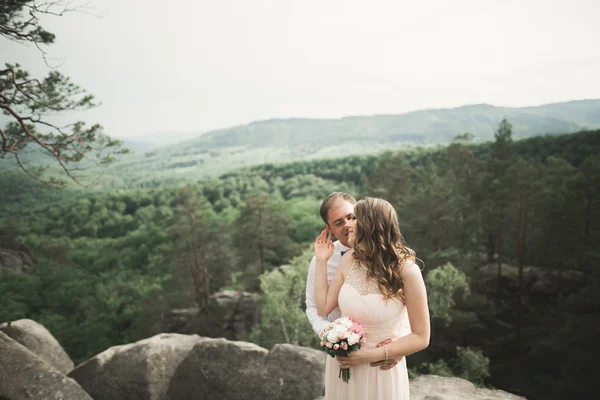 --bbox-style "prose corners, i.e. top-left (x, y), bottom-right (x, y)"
top-left (314, 238), bottom-right (352, 316)
top-left (315, 252), bottom-right (352, 317)
top-left (383, 260), bottom-right (430, 357)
